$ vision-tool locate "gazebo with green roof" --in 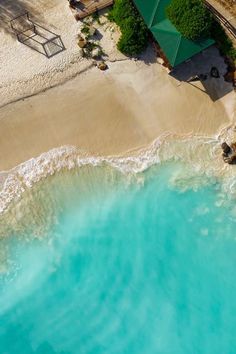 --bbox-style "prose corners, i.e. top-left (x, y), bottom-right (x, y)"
top-left (133, 0), bottom-right (214, 67)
